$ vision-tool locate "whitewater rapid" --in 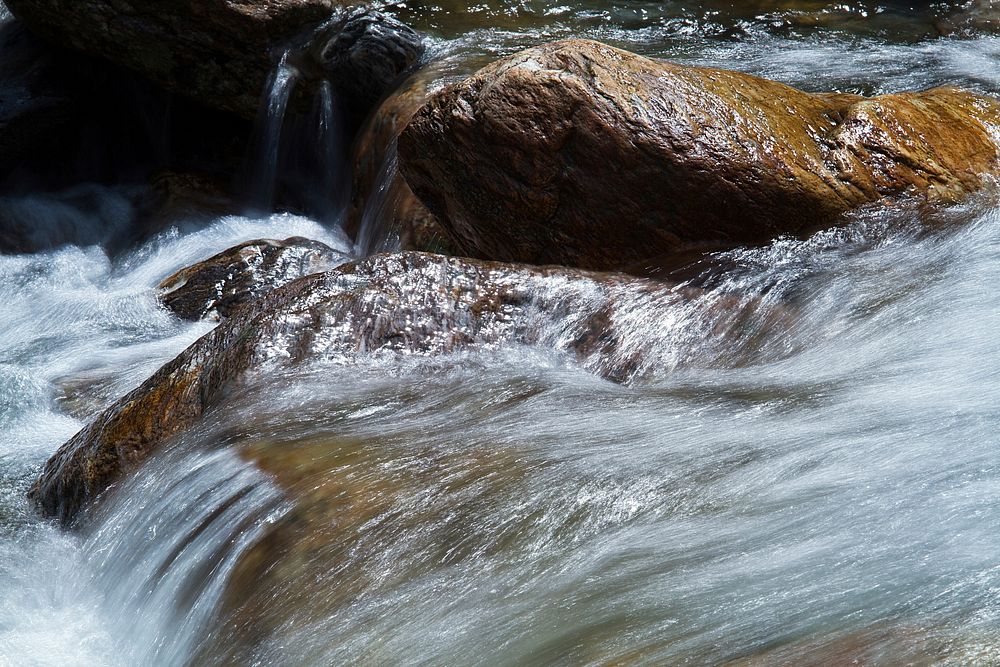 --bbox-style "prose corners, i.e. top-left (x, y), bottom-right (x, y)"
top-left (4, 2), bottom-right (1000, 665)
